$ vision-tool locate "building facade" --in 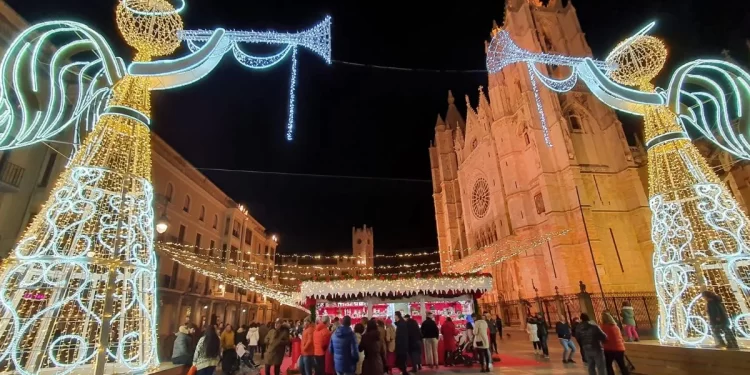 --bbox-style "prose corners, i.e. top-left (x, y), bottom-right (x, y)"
top-left (430, 0), bottom-right (655, 315)
top-left (277, 225), bottom-right (374, 286)
top-left (152, 135), bottom-right (279, 338)
top-left (0, 0), bottom-right (280, 358)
